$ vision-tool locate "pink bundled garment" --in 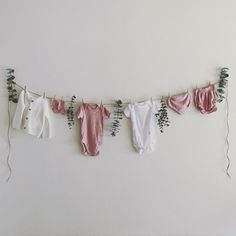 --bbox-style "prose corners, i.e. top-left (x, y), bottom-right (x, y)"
top-left (77, 103), bottom-right (110, 156)
top-left (167, 92), bottom-right (191, 115)
top-left (51, 98), bottom-right (66, 114)
top-left (194, 84), bottom-right (217, 114)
